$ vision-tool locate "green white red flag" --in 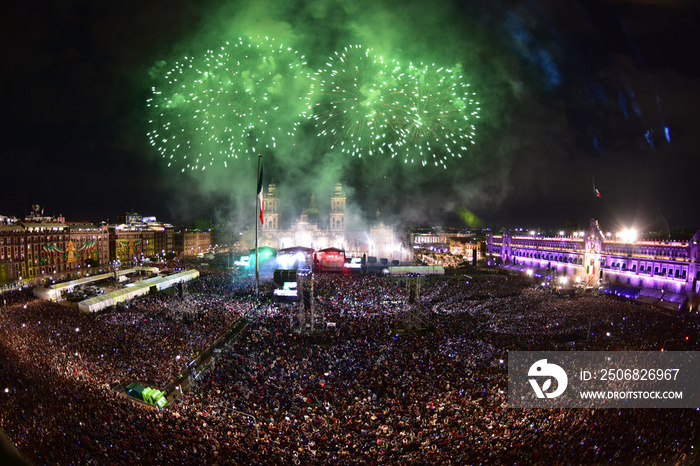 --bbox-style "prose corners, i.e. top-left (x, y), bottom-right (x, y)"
top-left (257, 163), bottom-right (264, 225)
